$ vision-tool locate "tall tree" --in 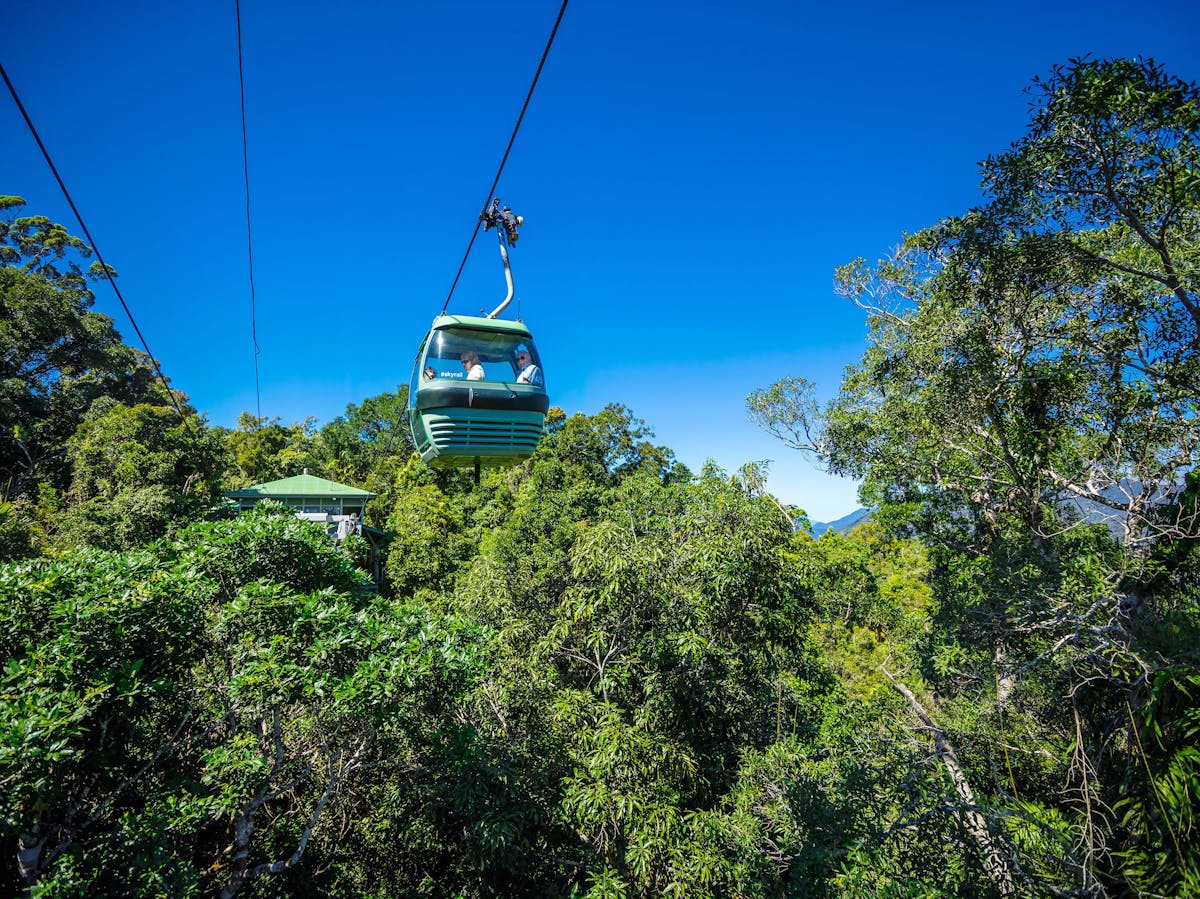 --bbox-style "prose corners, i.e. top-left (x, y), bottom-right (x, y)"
top-left (58, 399), bottom-right (228, 550)
top-left (316, 387), bottom-right (414, 491)
top-left (751, 58), bottom-right (1199, 548)
top-left (218, 412), bottom-right (322, 489)
top-left (750, 58), bottom-right (1200, 896)
top-left (0, 198), bottom-right (160, 499)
